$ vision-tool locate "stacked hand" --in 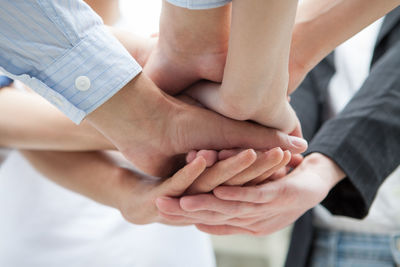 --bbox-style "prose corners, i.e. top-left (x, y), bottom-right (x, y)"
top-left (117, 148), bottom-right (292, 225)
top-left (26, 30), bottom-right (336, 237)
top-left (156, 152), bottom-right (344, 235)
top-left (83, 31), bottom-right (317, 235)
